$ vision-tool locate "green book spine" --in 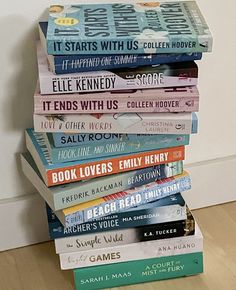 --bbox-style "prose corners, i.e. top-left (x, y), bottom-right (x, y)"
top-left (74, 252), bottom-right (203, 289)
